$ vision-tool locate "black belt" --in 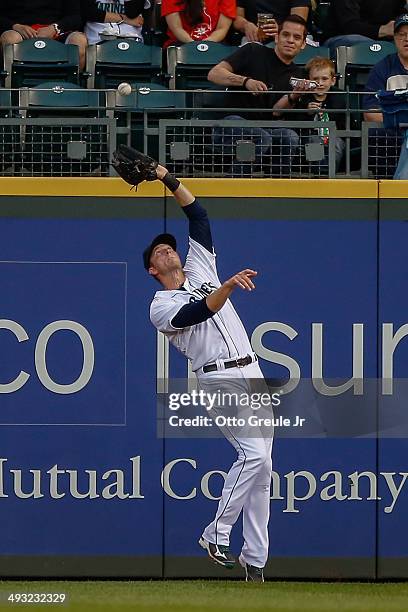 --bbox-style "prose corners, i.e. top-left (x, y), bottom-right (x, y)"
top-left (202, 354), bottom-right (257, 373)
